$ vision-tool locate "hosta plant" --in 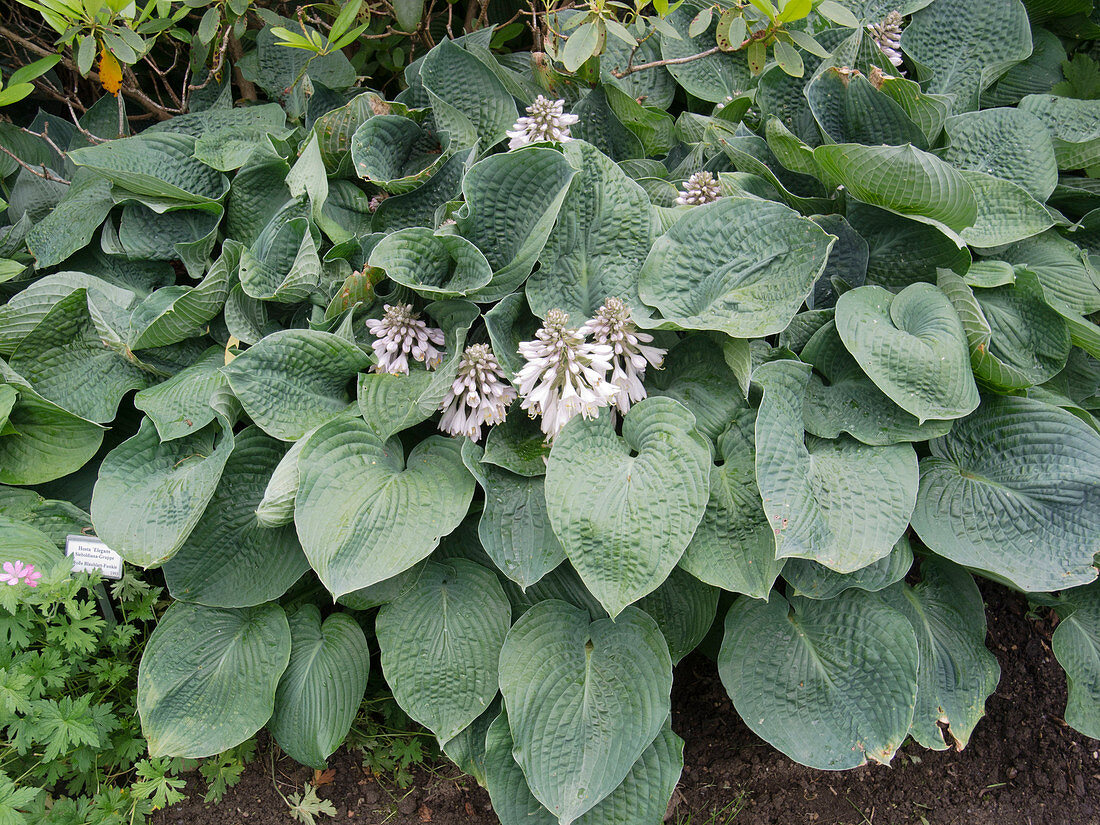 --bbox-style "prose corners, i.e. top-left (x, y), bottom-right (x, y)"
top-left (4, 0), bottom-right (1100, 823)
